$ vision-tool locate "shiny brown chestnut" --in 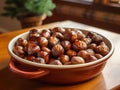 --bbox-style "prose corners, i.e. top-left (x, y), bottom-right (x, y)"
top-left (48, 36), bottom-right (59, 48)
top-left (95, 54), bottom-right (103, 59)
top-left (87, 32), bottom-right (103, 44)
top-left (49, 59), bottom-right (63, 65)
top-left (71, 56), bottom-right (85, 64)
top-left (95, 42), bottom-right (109, 56)
top-left (81, 38), bottom-right (92, 45)
top-left (37, 37), bottom-right (48, 47)
top-left (28, 29), bottom-right (40, 41)
top-left (52, 27), bottom-right (65, 34)
top-left (25, 41), bottom-right (40, 55)
top-left (66, 50), bottom-right (77, 58)
top-left (77, 50), bottom-right (89, 59)
top-left (52, 32), bottom-right (64, 40)
top-left (40, 29), bottom-right (51, 39)
top-left (41, 47), bottom-right (51, 53)
top-left (64, 30), bottom-right (77, 42)
top-left (85, 55), bottom-right (97, 63)
top-left (15, 38), bottom-right (28, 46)
top-left (37, 51), bottom-right (49, 63)
top-left (59, 55), bottom-right (70, 64)
top-left (25, 55), bottom-right (35, 61)
top-left (61, 40), bottom-right (71, 50)
top-left (51, 44), bottom-right (64, 57)
top-left (73, 40), bottom-right (87, 51)
top-left (33, 57), bottom-right (45, 64)
top-left (13, 46), bottom-right (25, 58)
top-left (88, 43), bottom-right (97, 50)
top-left (75, 30), bottom-right (85, 40)
top-left (86, 49), bottom-right (95, 56)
